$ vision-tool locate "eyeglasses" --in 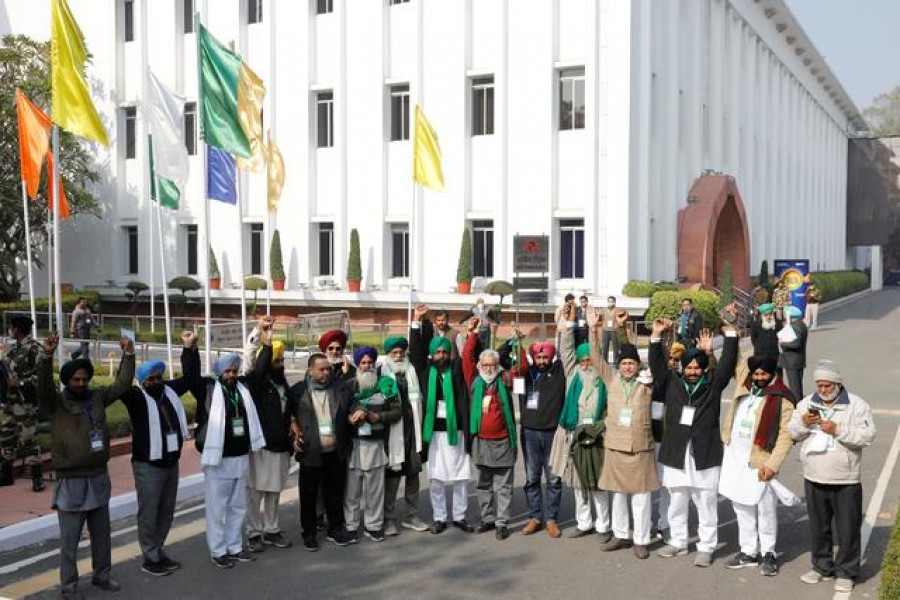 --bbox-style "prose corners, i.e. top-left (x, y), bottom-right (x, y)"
top-left (326, 345), bottom-right (343, 352)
